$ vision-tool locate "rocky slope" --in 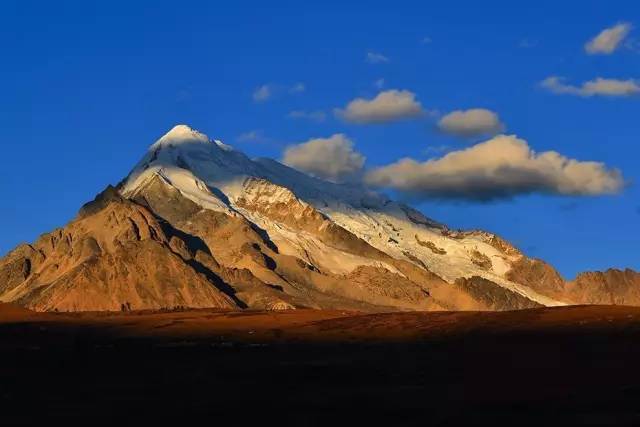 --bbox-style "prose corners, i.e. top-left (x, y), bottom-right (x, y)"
top-left (0, 124), bottom-right (636, 311)
top-left (0, 188), bottom-right (235, 311)
top-left (565, 269), bottom-right (640, 305)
